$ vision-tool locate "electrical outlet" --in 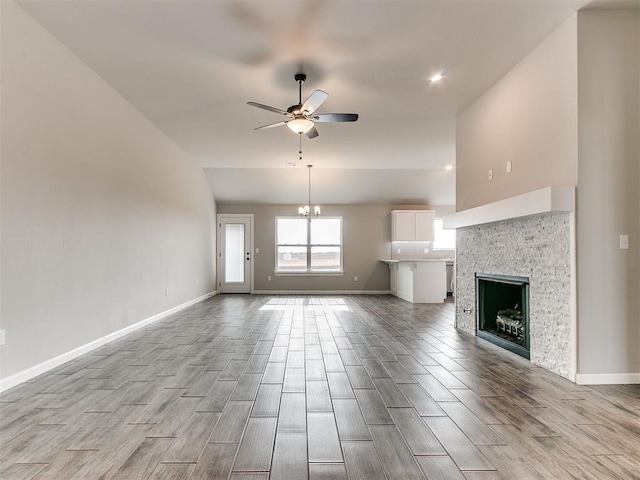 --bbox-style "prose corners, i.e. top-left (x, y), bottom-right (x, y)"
top-left (423, 248), bottom-right (429, 254)
top-left (354, 276), bottom-right (358, 282)
top-left (488, 169), bottom-right (493, 180)
top-left (397, 248), bottom-right (401, 254)
top-left (506, 161), bottom-right (512, 173)
top-left (0, 329), bottom-right (5, 346)
top-left (165, 288), bottom-right (169, 296)
top-left (267, 275), bottom-right (272, 282)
